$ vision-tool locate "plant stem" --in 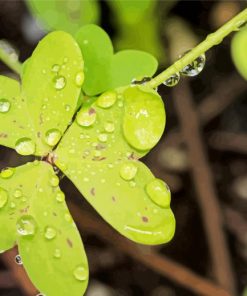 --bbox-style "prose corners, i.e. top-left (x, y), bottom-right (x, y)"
top-left (0, 46), bottom-right (22, 75)
top-left (146, 8), bottom-right (247, 89)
